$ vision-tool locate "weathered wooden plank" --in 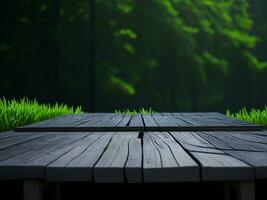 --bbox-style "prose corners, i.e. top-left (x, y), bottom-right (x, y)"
top-left (94, 132), bottom-right (141, 183)
top-left (198, 132), bottom-right (237, 150)
top-left (92, 114), bottom-right (123, 127)
top-left (240, 131), bottom-right (267, 137)
top-left (47, 132), bottom-right (114, 181)
top-left (16, 114), bottom-right (132, 132)
top-left (225, 132), bottom-right (267, 144)
top-left (0, 132), bottom-right (87, 180)
top-left (208, 113), bottom-right (256, 126)
top-left (129, 114), bottom-right (144, 127)
top-left (170, 132), bottom-right (224, 154)
top-left (0, 132), bottom-right (53, 150)
top-left (184, 112), bottom-right (263, 128)
top-left (77, 113), bottom-right (115, 127)
top-left (176, 131), bottom-right (267, 180)
top-left (184, 113), bottom-right (239, 126)
top-left (173, 113), bottom-right (207, 126)
top-left (143, 114), bottom-right (158, 127)
top-left (15, 113), bottom-right (263, 132)
top-left (46, 132), bottom-right (108, 181)
top-left (201, 132), bottom-right (267, 152)
top-left (170, 132), bottom-right (253, 181)
top-left (0, 132), bottom-right (64, 162)
top-left (190, 117), bottom-right (237, 127)
top-left (0, 131), bottom-right (21, 139)
top-left (161, 113), bottom-right (194, 127)
top-left (192, 152), bottom-right (253, 181)
top-left (116, 114), bottom-right (131, 127)
top-left (143, 132), bottom-right (199, 182)
top-left (125, 137), bottom-right (142, 183)
top-left (17, 114), bottom-right (98, 129)
top-left (173, 113), bottom-right (263, 131)
top-left (152, 114), bottom-right (177, 127)
top-left (225, 151), bottom-right (267, 179)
